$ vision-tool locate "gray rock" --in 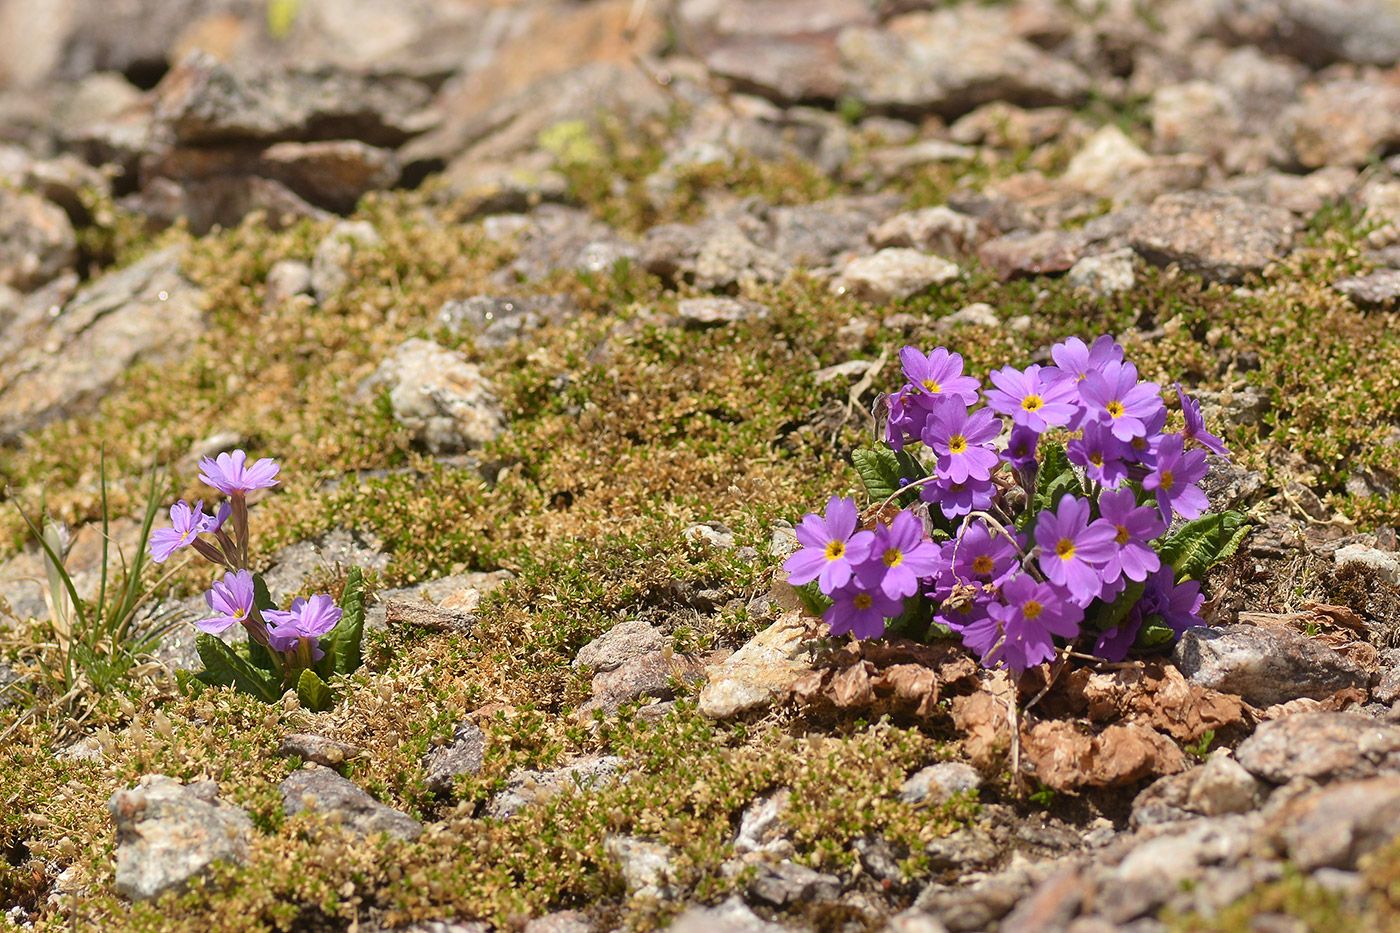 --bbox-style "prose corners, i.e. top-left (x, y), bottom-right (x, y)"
top-left (699, 611), bottom-right (822, 718)
top-left (869, 206), bottom-right (990, 259)
top-left (1210, 0), bottom-right (1400, 69)
top-left (885, 913), bottom-right (952, 933)
top-left (0, 661), bottom-right (20, 709)
top-left (440, 154), bottom-right (571, 217)
top-left (641, 220), bottom-right (789, 291)
top-left (899, 762), bottom-right (982, 805)
top-left (867, 139), bottom-right (980, 178)
top-left (1129, 192), bottom-right (1297, 284)
top-left (768, 194), bottom-right (900, 267)
top-left (109, 774), bottom-right (253, 901)
top-left (734, 788), bottom-right (792, 855)
top-left (580, 651), bottom-right (708, 718)
top-left (684, 522), bottom-right (736, 549)
top-left (747, 860), bottom-right (841, 907)
top-left (486, 757), bottom-right (625, 819)
top-left (280, 767), bottom-right (422, 841)
top-left (1236, 712), bottom-right (1400, 784)
top-left (364, 570), bottom-right (513, 632)
top-left (604, 835), bottom-right (676, 901)
top-left (495, 207), bottom-right (640, 284)
top-left (977, 228), bottom-right (1093, 281)
top-left (1335, 543), bottom-right (1400, 584)
top-left (0, 245), bottom-right (204, 442)
top-left (835, 248), bottom-right (959, 302)
top-left (1186, 751), bottom-right (1268, 816)
top-left (1093, 815), bottom-right (1258, 923)
top-left (522, 911), bottom-right (593, 933)
top-left (126, 173), bottom-right (331, 236)
top-left (0, 187), bottom-right (76, 292)
top-left (1282, 79), bottom-right (1400, 169)
top-left (1265, 775), bottom-right (1400, 871)
top-left (259, 527), bottom-right (392, 607)
top-left (358, 338), bottom-right (505, 454)
top-left (939, 302), bottom-right (1000, 330)
top-left (999, 861), bottom-right (1085, 933)
top-left (258, 139), bottom-right (400, 214)
top-left (1171, 624), bottom-right (1369, 708)
top-left (668, 896), bottom-right (789, 933)
top-left (264, 259), bottom-right (313, 309)
top-left (572, 620), bottom-right (666, 674)
top-left (675, 297), bottom-right (768, 328)
top-left (914, 863), bottom-right (1036, 932)
top-left (437, 294), bottom-right (580, 349)
top-left (923, 827), bottom-right (1000, 871)
top-left (279, 734), bottom-right (360, 771)
top-left (1067, 249), bottom-right (1136, 296)
top-left (423, 721), bottom-right (486, 796)
top-left (310, 219), bottom-right (381, 302)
